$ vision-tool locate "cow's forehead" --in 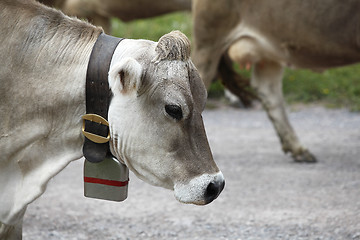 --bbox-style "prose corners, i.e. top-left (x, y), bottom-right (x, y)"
top-left (148, 61), bottom-right (191, 102)
top-left (157, 60), bottom-right (189, 86)
top-left (147, 59), bottom-right (206, 111)
top-left (127, 37), bottom-right (207, 111)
